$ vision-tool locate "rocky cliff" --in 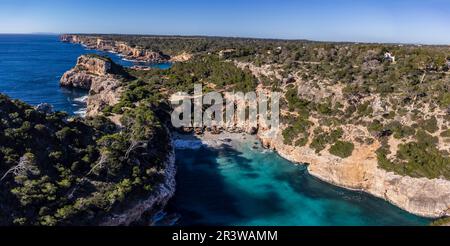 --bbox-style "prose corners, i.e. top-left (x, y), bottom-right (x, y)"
top-left (60, 54), bottom-right (112, 88)
top-left (60, 54), bottom-right (124, 117)
top-left (237, 58), bottom-right (450, 218)
top-left (58, 55), bottom-right (177, 225)
top-left (258, 126), bottom-right (450, 218)
top-left (61, 34), bottom-right (170, 63)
